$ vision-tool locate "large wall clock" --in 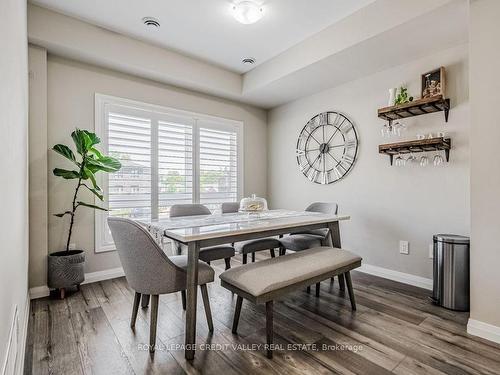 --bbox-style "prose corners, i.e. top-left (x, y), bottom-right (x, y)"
top-left (296, 111), bottom-right (358, 184)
